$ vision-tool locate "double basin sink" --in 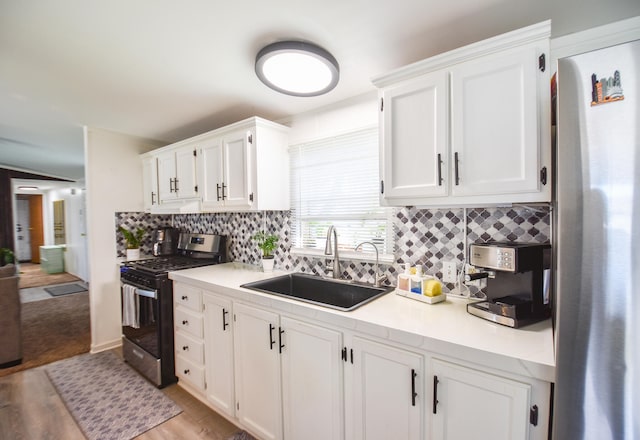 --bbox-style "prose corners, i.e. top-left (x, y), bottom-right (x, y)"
top-left (241, 272), bottom-right (394, 311)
